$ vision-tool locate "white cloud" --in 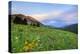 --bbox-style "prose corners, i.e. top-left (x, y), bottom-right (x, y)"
top-left (29, 14), bottom-right (49, 21)
top-left (50, 10), bottom-right (63, 17)
top-left (24, 10), bottom-right (63, 21)
top-left (61, 12), bottom-right (77, 21)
